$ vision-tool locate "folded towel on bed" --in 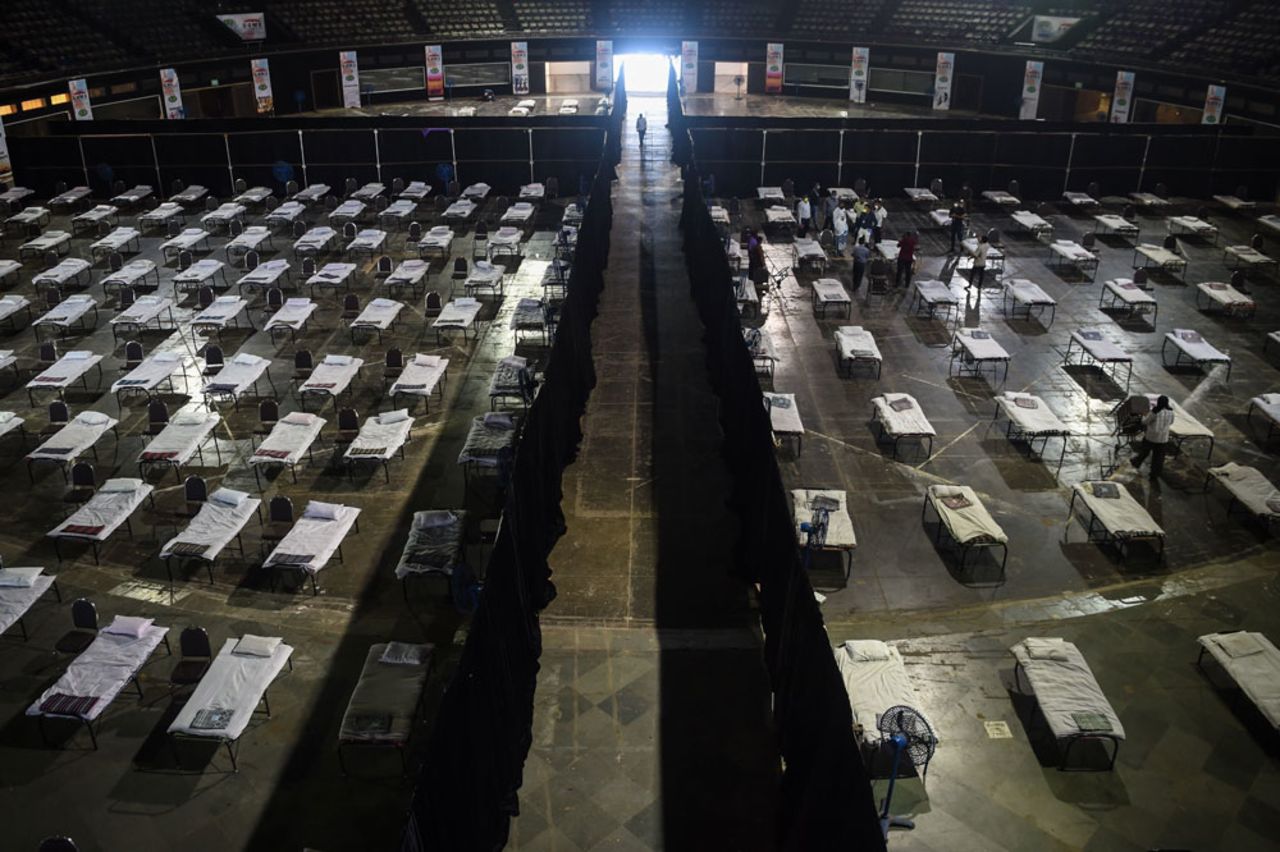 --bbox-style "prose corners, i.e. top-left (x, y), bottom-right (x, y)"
top-left (1023, 637), bottom-right (1069, 661)
top-left (40, 693), bottom-right (99, 716)
top-left (253, 448), bottom-right (291, 459)
top-left (61, 524), bottom-right (104, 536)
top-left (1217, 632), bottom-right (1266, 659)
top-left (940, 494), bottom-right (972, 510)
top-left (1071, 711), bottom-right (1114, 732)
top-left (1091, 482), bottom-right (1120, 499)
top-left (168, 542), bottom-right (211, 557)
top-left (1014, 397), bottom-right (1038, 409)
top-left (191, 707), bottom-right (234, 731)
top-left (888, 397), bottom-right (914, 412)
